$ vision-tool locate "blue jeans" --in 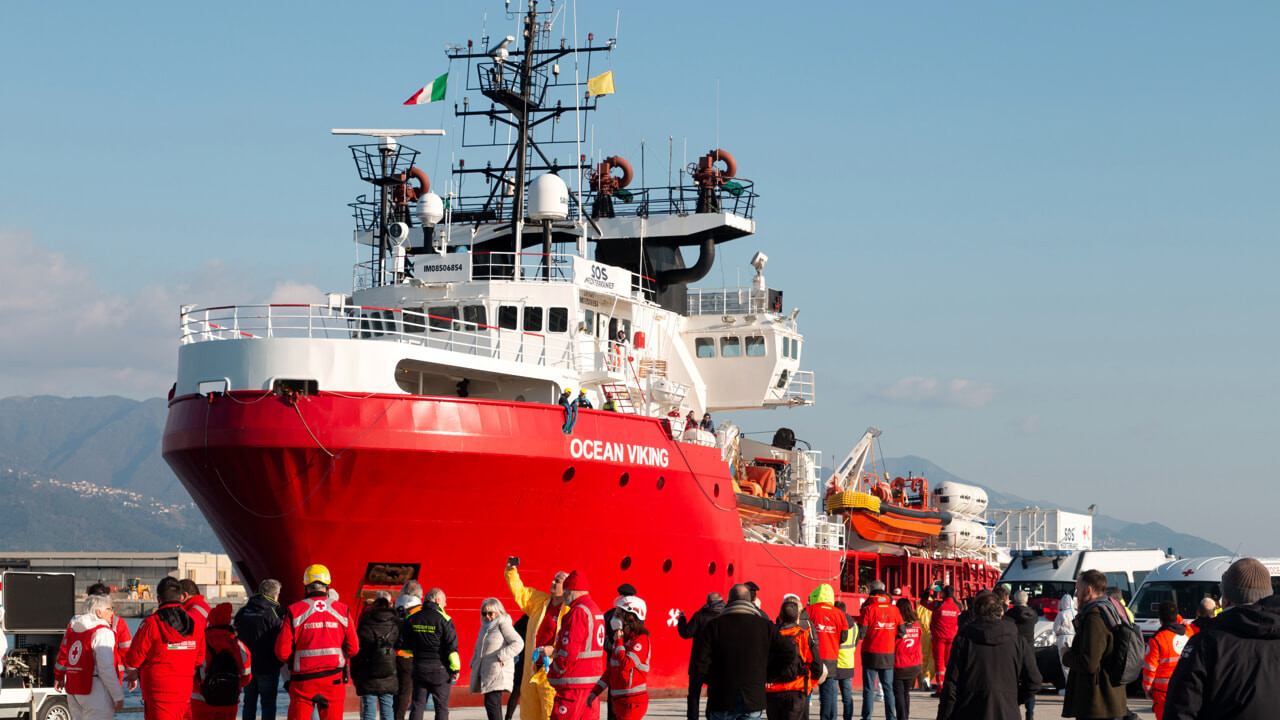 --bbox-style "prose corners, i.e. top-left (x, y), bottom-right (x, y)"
top-left (708, 692), bottom-right (763, 720)
top-left (860, 667), bottom-right (895, 720)
top-left (818, 676), bottom-right (838, 720)
top-left (242, 668), bottom-right (280, 720)
top-left (361, 694), bottom-right (394, 720)
top-left (836, 677), bottom-right (854, 720)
